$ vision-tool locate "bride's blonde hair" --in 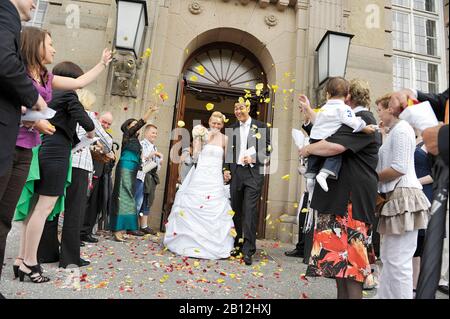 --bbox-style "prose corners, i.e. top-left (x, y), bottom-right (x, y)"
top-left (209, 111), bottom-right (225, 123)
